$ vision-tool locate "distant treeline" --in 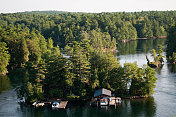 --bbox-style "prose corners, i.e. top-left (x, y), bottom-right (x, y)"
top-left (1, 11), bottom-right (176, 46)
